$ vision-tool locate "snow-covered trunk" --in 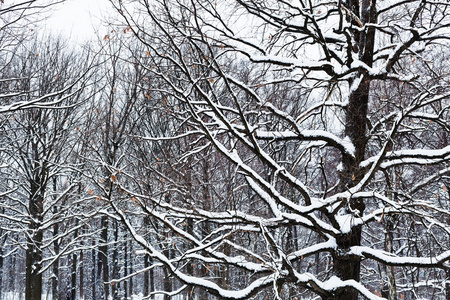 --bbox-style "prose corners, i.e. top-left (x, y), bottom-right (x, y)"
top-left (332, 70), bottom-right (369, 299)
top-left (332, 1), bottom-right (376, 299)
